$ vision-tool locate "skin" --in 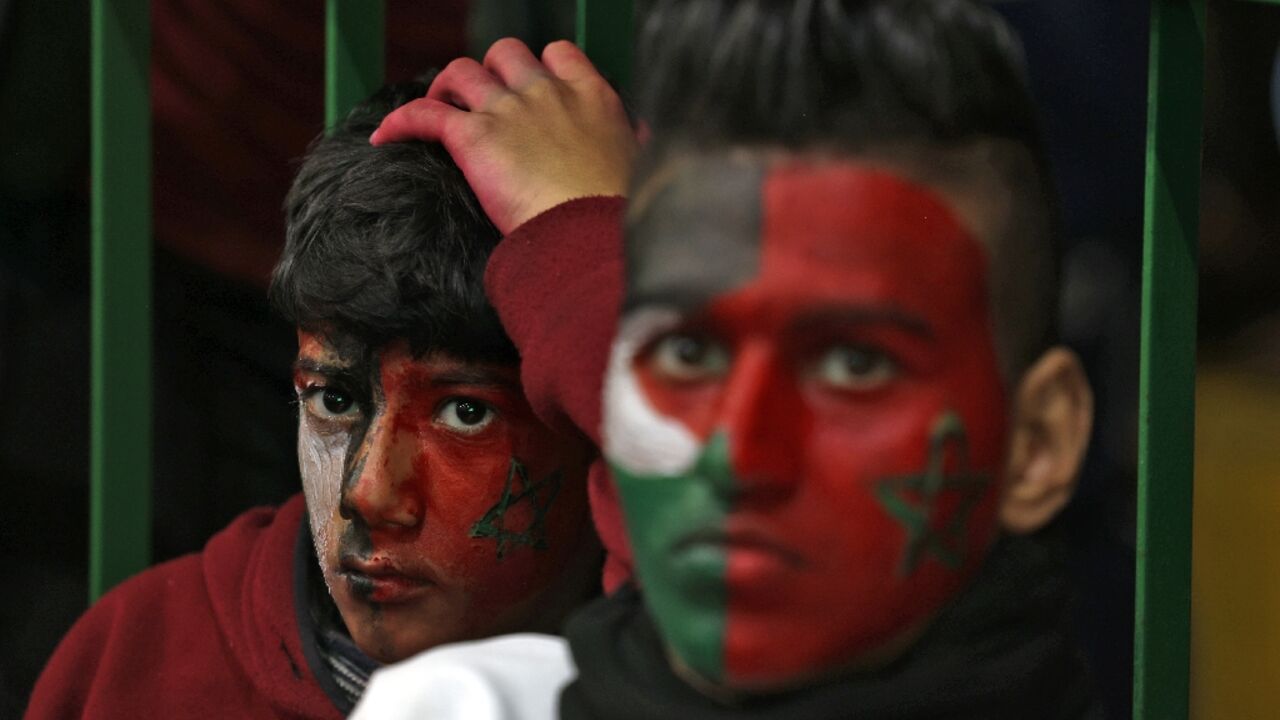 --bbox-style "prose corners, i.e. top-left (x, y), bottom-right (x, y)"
top-left (605, 160), bottom-right (1008, 688)
top-left (372, 38), bottom-right (637, 235)
top-left (375, 38), bottom-right (1093, 695)
top-left (294, 330), bottom-right (599, 663)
